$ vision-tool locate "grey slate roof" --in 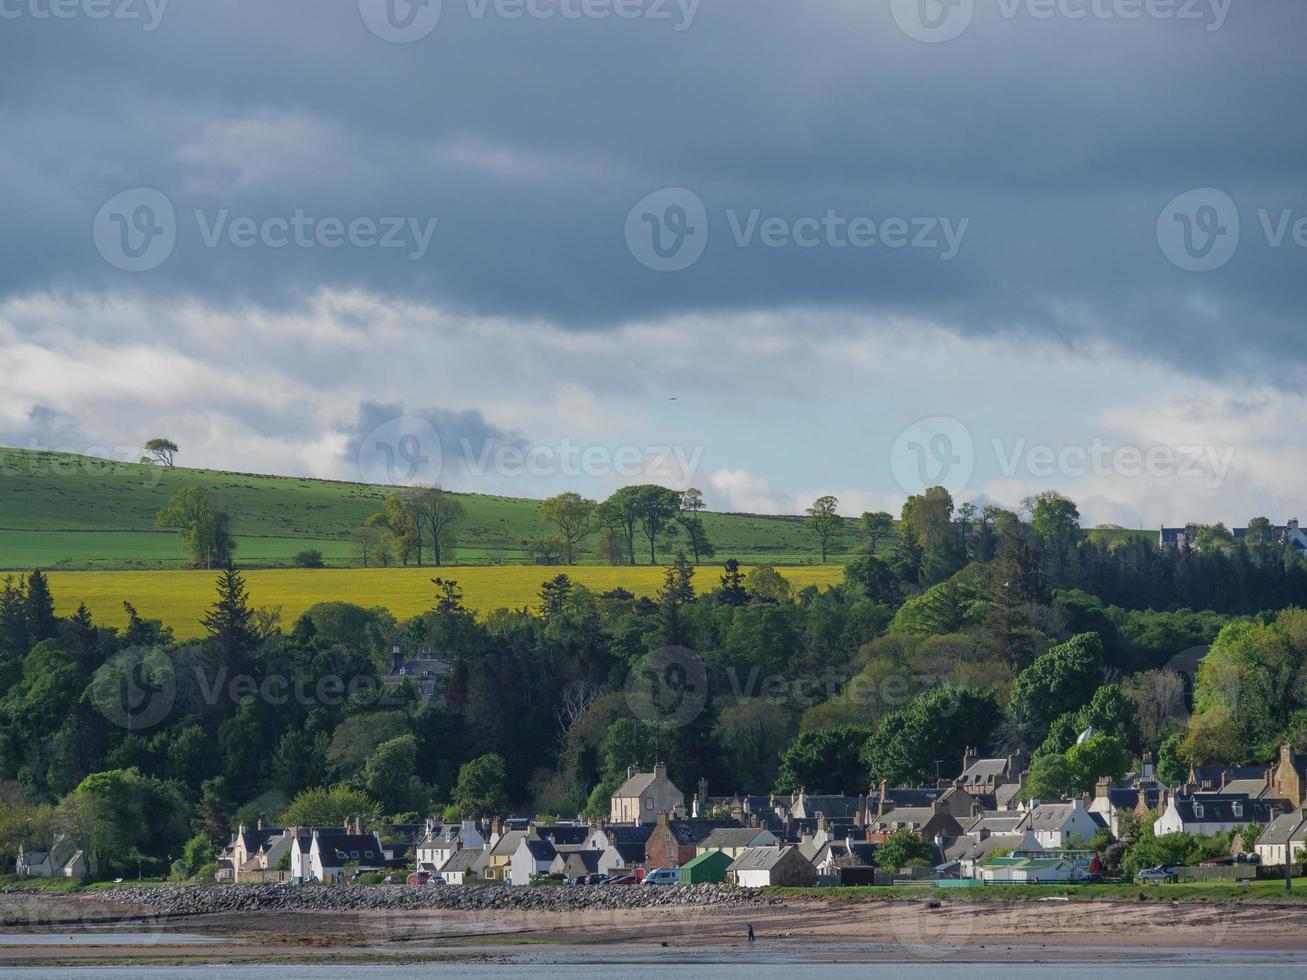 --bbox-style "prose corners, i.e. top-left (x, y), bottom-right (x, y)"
top-left (699, 827), bottom-right (772, 849)
top-left (490, 831), bottom-right (526, 856)
top-left (1256, 809), bottom-right (1307, 847)
top-left (440, 848), bottom-right (484, 874)
top-left (614, 771), bottom-right (658, 797)
top-left (523, 839), bottom-right (557, 861)
top-left (728, 846), bottom-right (797, 872)
top-left (1175, 795), bottom-right (1281, 825)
